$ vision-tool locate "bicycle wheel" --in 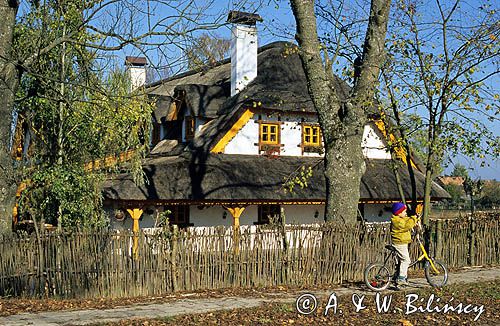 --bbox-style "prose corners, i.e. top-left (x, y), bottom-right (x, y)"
top-left (424, 259), bottom-right (448, 288)
top-left (364, 263), bottom-right (391, 291)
